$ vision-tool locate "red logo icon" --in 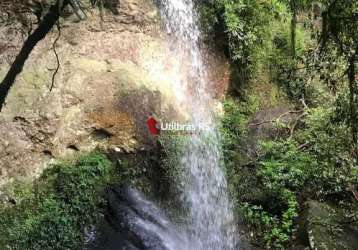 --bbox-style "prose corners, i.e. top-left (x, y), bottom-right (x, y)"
top-left (146, 116), bottom-right (160, 135)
